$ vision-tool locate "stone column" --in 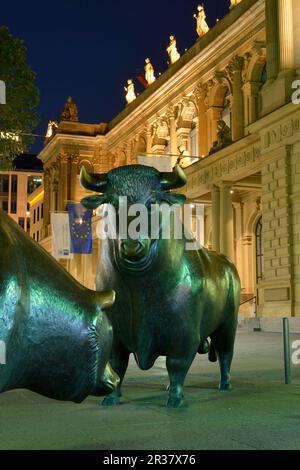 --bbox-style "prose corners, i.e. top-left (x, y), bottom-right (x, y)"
top-left (206, 107), bottom-right (222, 150)
top-left (169, 114), bottom-right (178, 157)
top-left (70, 157), bottom-right (78, 203)
top-left (59, 156), bottom-right (69, 211)
top-left (211, 185), bottom-right (220, 252)
top-left (146, 127), bottom-right (153, 154)
top-left (194, 83), bottom-right (208, 157)
top-left (278, 0), bottom-right (294, 76)
top-left (43, 168), bottom-right (51, 237)
top-left (233, 202), bottom-right (244, 284)
top-left (229, 56), bottom-right (245, 141)
top-left (265, 0), bottom-right (279, 83)
top-left (49, 165), bottom-right (58, 213)
top-left (243, 81), bottom-right (261, 126)
top-left (220, 182), bottom-right (234, 260)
